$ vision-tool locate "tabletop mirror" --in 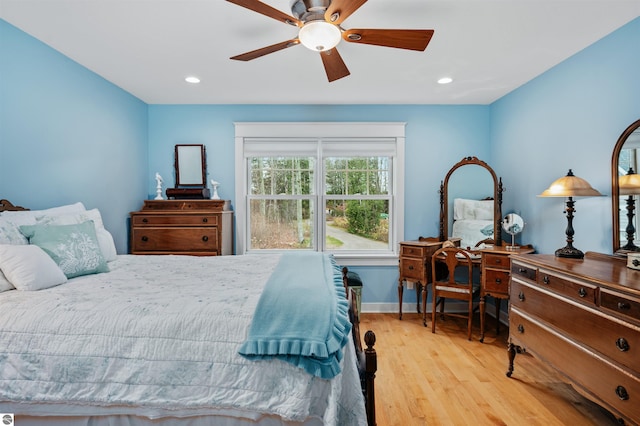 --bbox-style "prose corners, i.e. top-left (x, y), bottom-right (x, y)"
top-left (438, 156), bottom-right (503, 248)
top-left (175, 144), bottom-right (207, 187)
top-left (503, 213), bottom-right (525, 251)
top-left (611, 119), bottom-right (640, 255)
